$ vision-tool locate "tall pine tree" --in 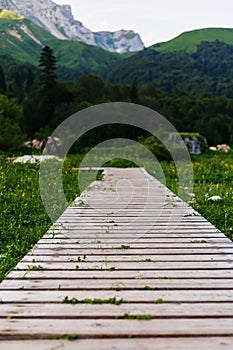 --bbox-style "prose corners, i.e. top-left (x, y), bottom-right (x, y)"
top-left (0, 66), bottom-right (7, 95)
top-left (12, 71), bottom-right (24, 103)
top-left (38, 46), bottom-right (57, 127)
top-left (26, 68), bottom-right (34, 94)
